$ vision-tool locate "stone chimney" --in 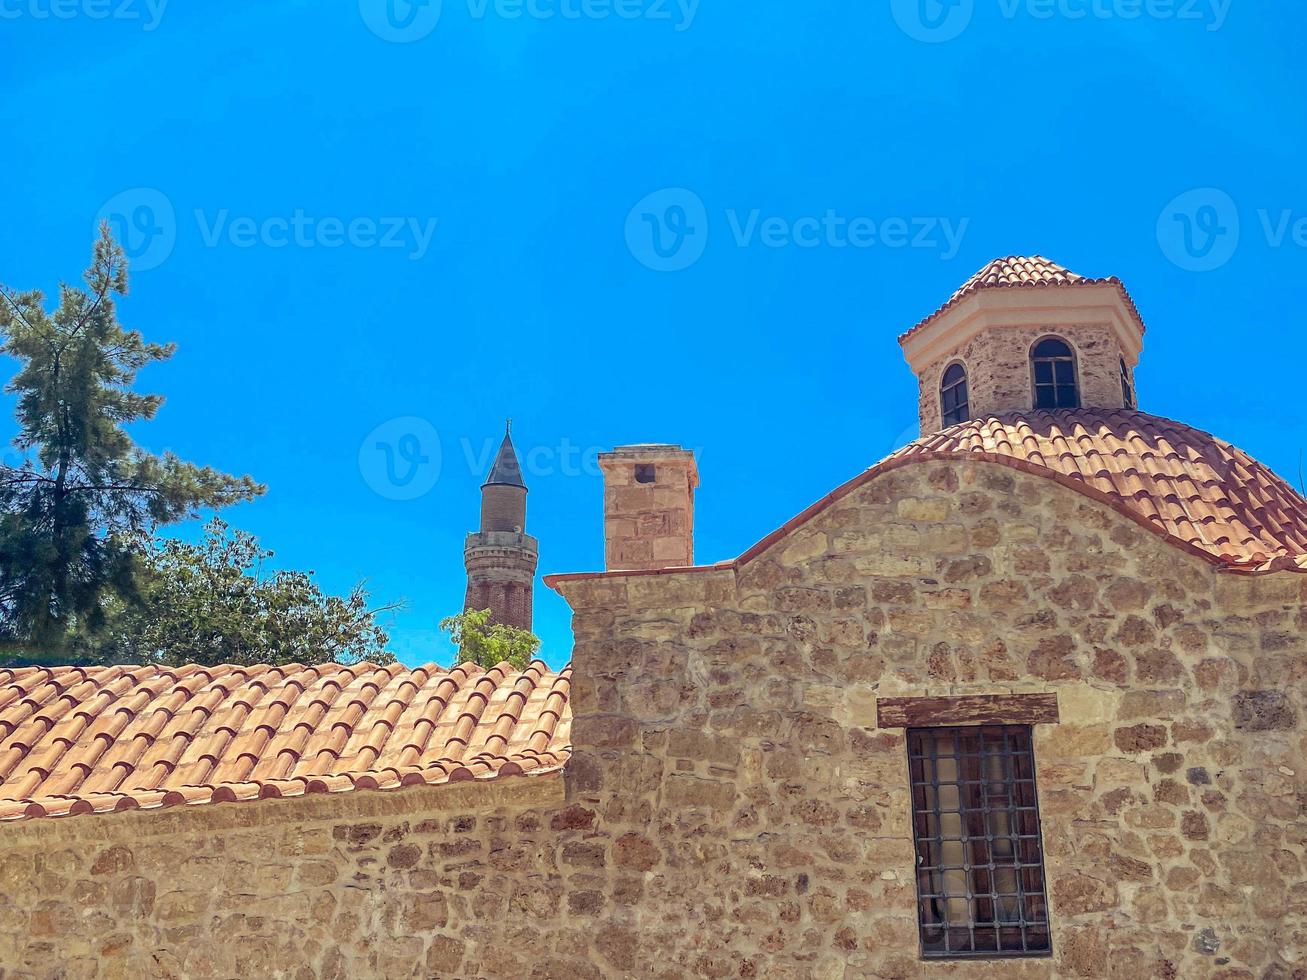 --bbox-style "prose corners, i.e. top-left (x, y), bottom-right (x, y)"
top-left (598, 445), bottom-right (698, 571)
